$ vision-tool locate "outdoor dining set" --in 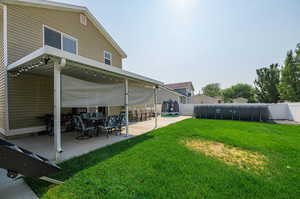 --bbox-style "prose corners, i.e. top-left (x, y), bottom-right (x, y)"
top-left (41, 108), bottom-right (156, 140)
